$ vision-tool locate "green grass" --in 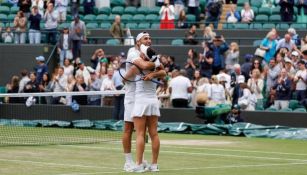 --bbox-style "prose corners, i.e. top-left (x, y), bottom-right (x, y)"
top-left (0, 130), bottom-right (307, 175)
